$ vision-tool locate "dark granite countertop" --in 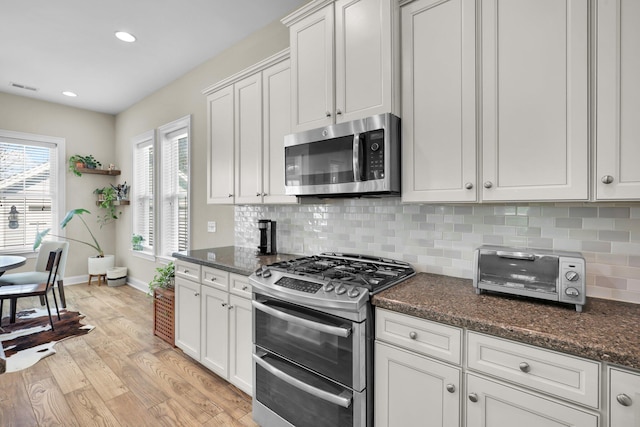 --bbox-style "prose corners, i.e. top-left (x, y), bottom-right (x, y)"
top-left (173, 246), bottom-right (300, 276)
top-left (373, 273), bottom-right (640, 370)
